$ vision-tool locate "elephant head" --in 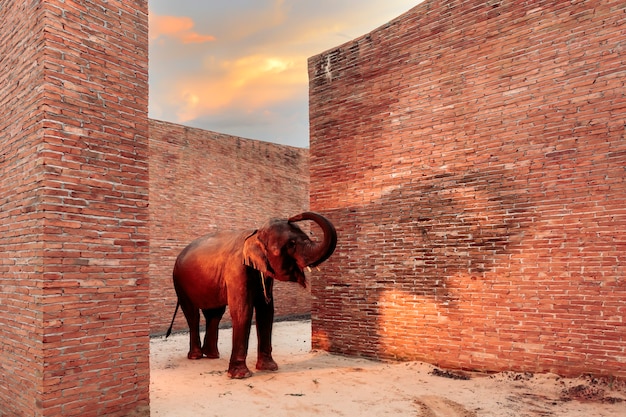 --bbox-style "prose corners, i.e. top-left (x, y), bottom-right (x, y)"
top-left (242, 212), bottom-right (337, 287)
